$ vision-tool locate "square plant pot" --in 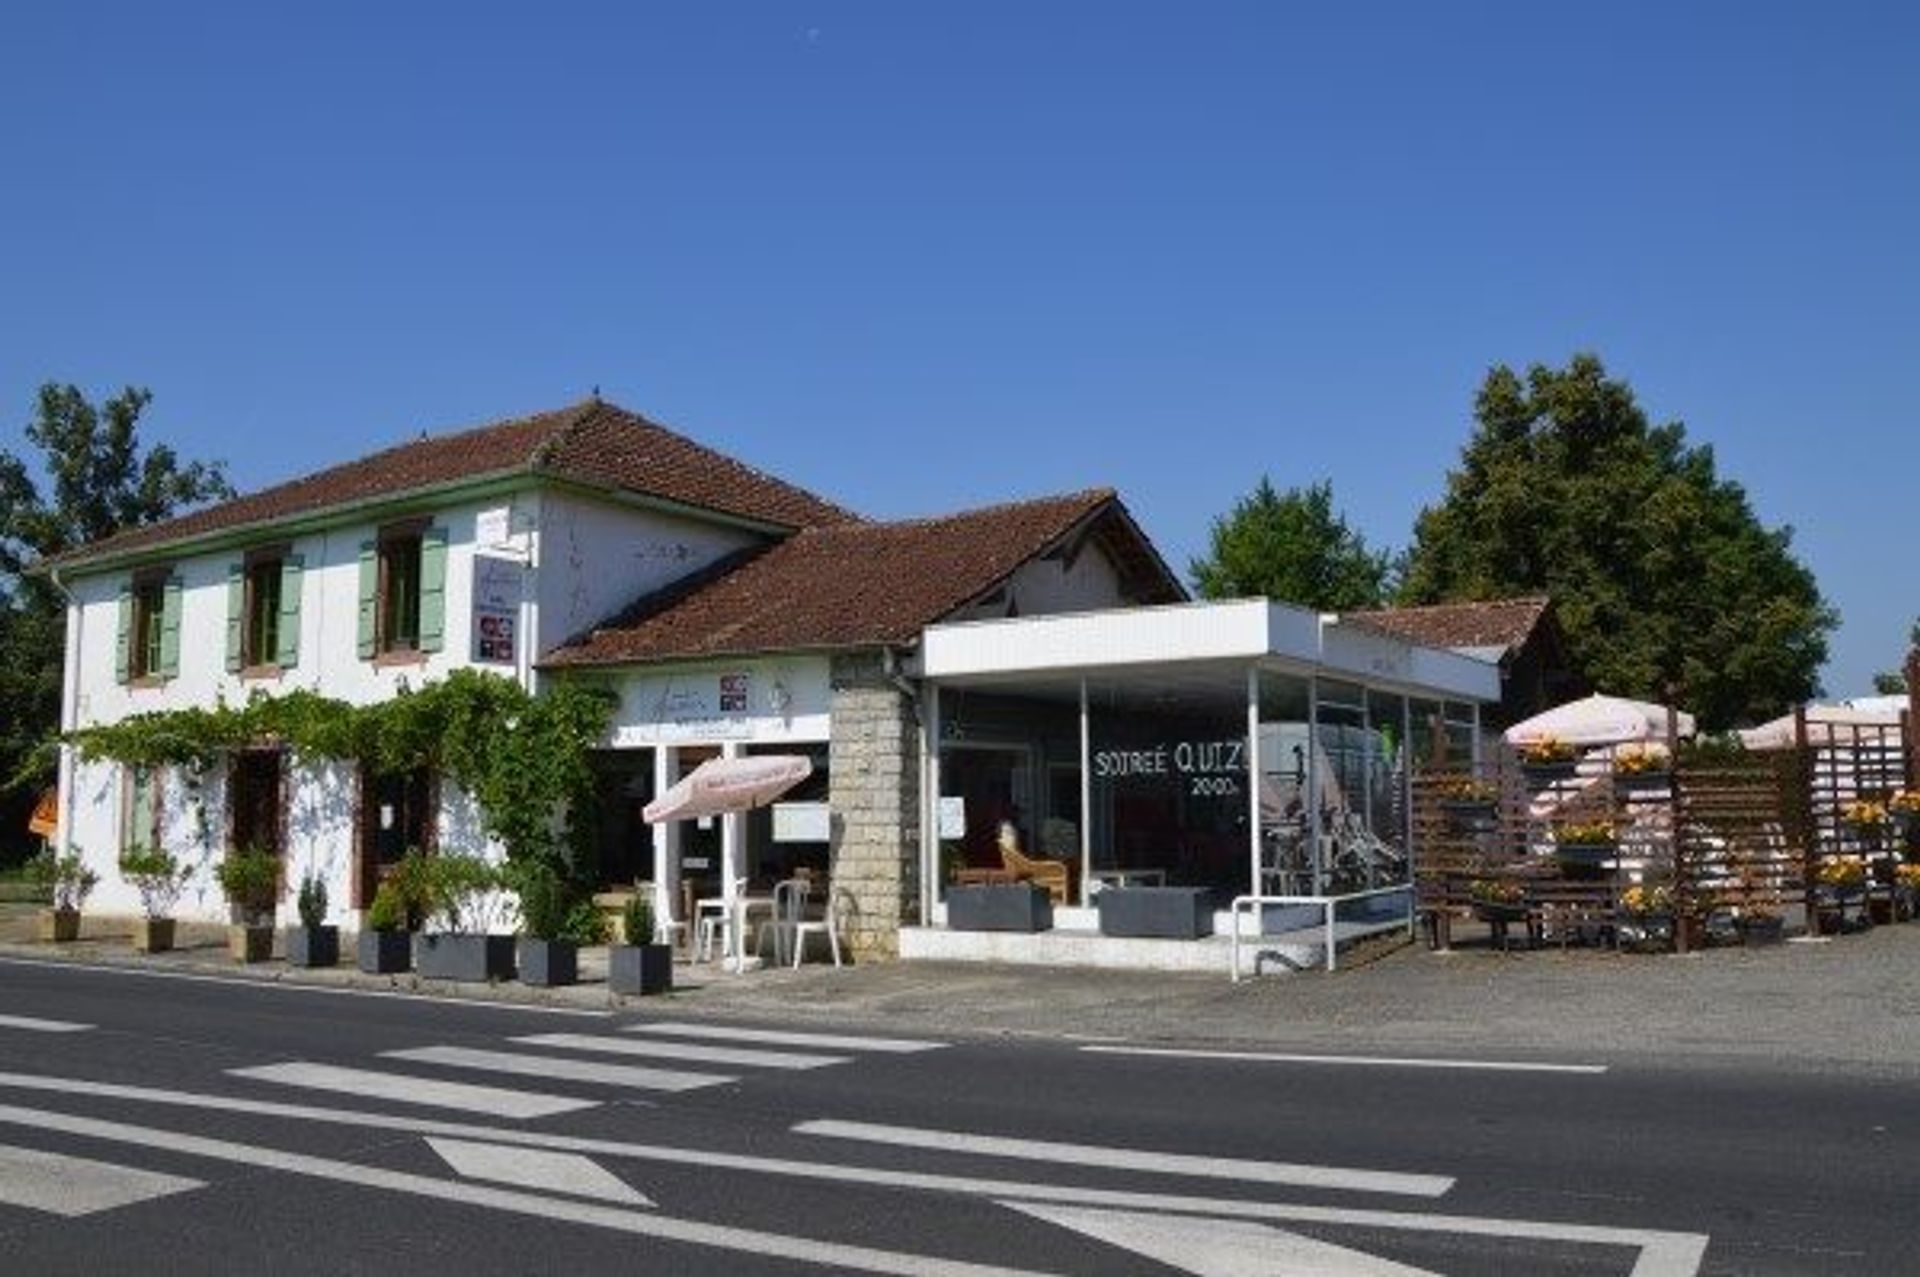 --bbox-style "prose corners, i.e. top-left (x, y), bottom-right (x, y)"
top-left (357, 928), bottom-right (412, 975)
top-left (1097, 887), bottom-right (1214, 940)
top-left (946, 883), bottom-right (1053, 933)
top-left (287, 925), bottom-right (340, 968)
top-left (516, 937), bottom-right (579, 988)
top-left (608, 943), bottom-right (673, 996)
top-left (229, 924), bottom-right (275, 963)
top-left (39, 908), bottom-right (80, 943)
top-left (415, 932), bottom-right (517, 983)
top-left (133, 918), bottom-right (175, 954)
